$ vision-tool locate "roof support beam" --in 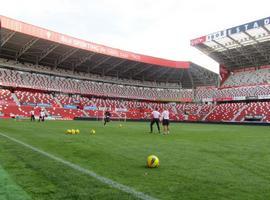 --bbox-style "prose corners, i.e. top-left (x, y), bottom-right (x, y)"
top-left (89, 56), bottom-right (111, 71)
top-left (133, 65), bottom-right (153, 76)
top-left (55, 48), bottom-right (78, 67)
top-left (187, 69), bottom-right (194, 88)
top-left (153, 68), bottom-right (173, 82)
top-left (37, 44), bottom-right (59, 63)
top-left (262, 26), bottom-right (270, 34)
top-left (87, 65), bottom-right (91, 73)
top-left (178, 69), bottom-right (184, 83)
top-left (146, 67), bottom-right (166, 79)
top-left (16, 38), bottom-right (39, 60)
top-left (243, 31), bottom-right (269, 62)
top-left (1, 31), bottom-right (15, 47)
top-left (212, 40), bottom-right (240, 66)
top-left (105, 59), bottom-right (126, 74)
top-left (199, 44), bottom-right (226, 64)
top-left (119, 62), bottom-right (141, 75)
top-left (227, 35), bottom-right (255, 65)
top-left (74, 53), bottom-right (95, 69)
top-left (190, 67), bottom-right (207, 86)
